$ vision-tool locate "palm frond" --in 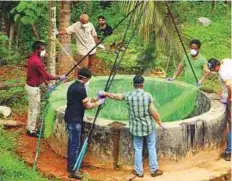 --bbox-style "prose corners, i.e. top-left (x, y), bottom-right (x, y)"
top-left (123, 1), bottom-right (190, 69)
